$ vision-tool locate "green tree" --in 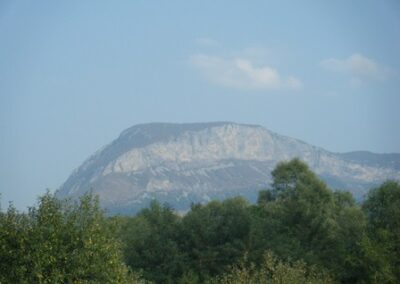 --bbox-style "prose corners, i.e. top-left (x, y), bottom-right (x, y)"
top-left (362, 181), bottom-right (400, 283)
top-left (0, 193), bottom-right (134, 283)
top-left (120, 201), bottom-right (184, 283)
top-left (181, 197), bottom-right (251, 281)
top-left (250, 159), bottom-right (368, 283)
top-left (330, 191), bottom-right (369, 283)
top-left (211, 251), bottom-right (334, 284)
top-left (253, 159), bottom-right (336, 262)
